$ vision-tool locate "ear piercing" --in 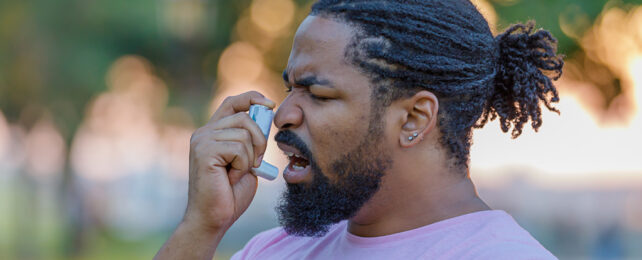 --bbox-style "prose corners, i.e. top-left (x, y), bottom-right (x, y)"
top-left (408, 132), bottom-right (418, 141)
